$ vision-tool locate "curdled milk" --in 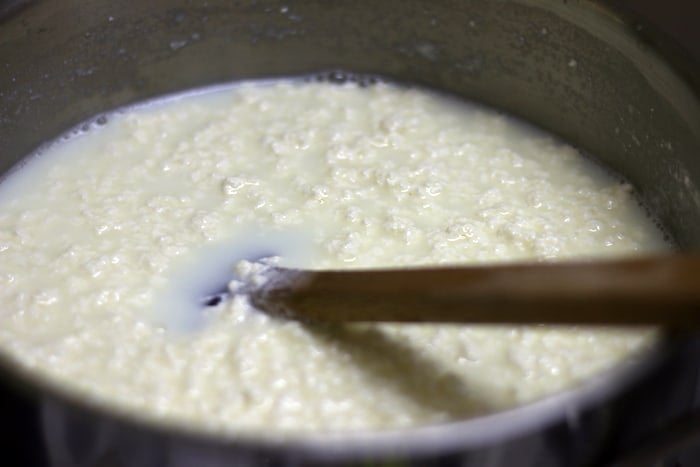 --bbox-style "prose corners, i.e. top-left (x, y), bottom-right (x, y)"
top-left (0, 79), bottom-right (668, 434)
